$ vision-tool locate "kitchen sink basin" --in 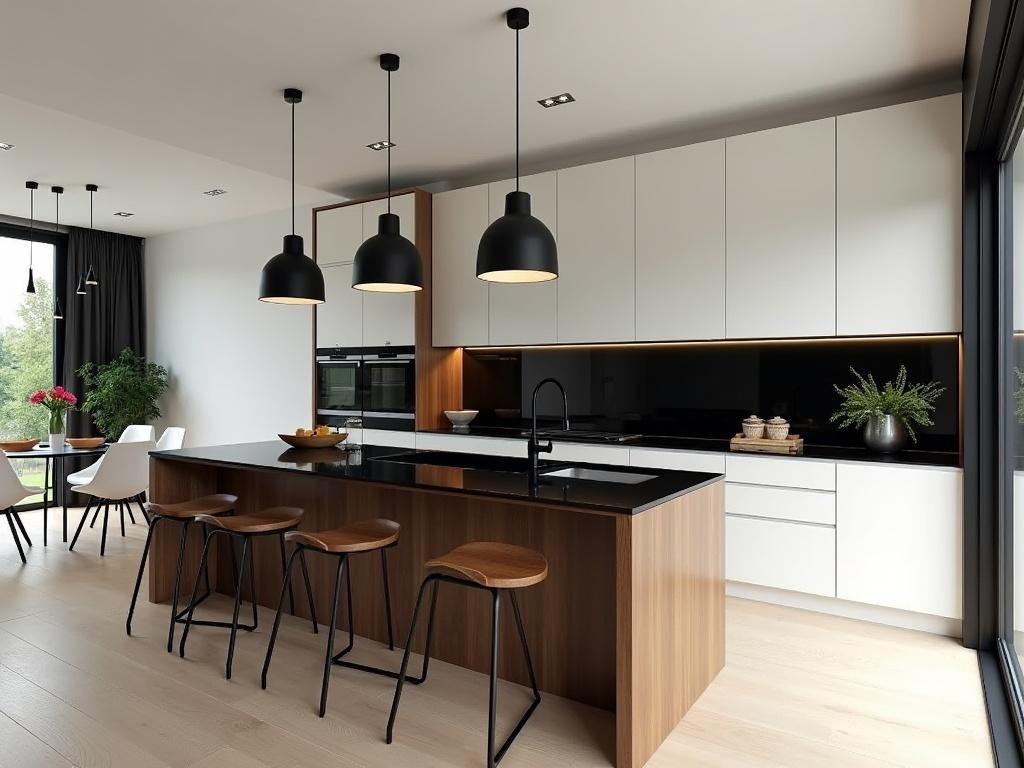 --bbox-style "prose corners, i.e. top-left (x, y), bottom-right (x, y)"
top-left (539, 467), bottom-right (657, 484)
